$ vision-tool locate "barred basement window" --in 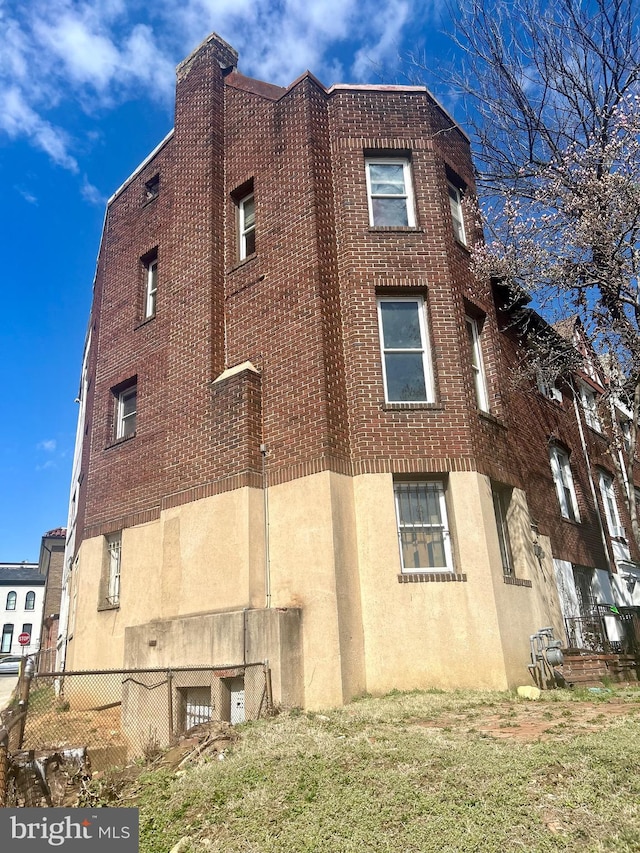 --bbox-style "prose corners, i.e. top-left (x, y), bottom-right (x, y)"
top-left (491, 484), bottom-right (514, 576)
top-left (394, 481), bottom-right (453, 572)
top-left (104, 532), bottom-right (122, 608)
